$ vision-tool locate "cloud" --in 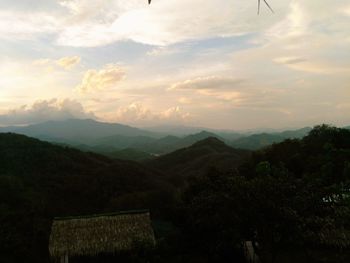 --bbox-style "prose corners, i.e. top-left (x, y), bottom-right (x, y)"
top-left (0, 10), bottom-right (58, 40)
top-left (178, 97), bottom-right (192, 104)
top-left (231, 0), bottom-right (350, 75)
top-left (55, 0), bottom-right (288, 47)
top-left (1, 0), bottom-right (286, 46)
top-left (274, 56), bottom-right (307, 65)
top-left (170, 76), bottom-right (244, 91)
top-left (114, 102), bottom-right (191, 125)
top-left (116, 102), bottom-right (153, 122)
top-left (265, 2), bottom-right (309, 43)
top-left (56, 56), bottom-right (81, 69)
top-left (168, 74), bottom-right (292, 111)
top-left (0, 98), bottom-right (95, 126)
top-left (343, 6), bottom-right (350, 16)
top-left (169, 76), bottom-right (249, 105)
top-left (272, 56), bottom-right (349, 74)
top-left (33, 56), bottom-right (81, 70)
top-left (76, 64), bottom-right (126, 93)
top-left (1, 0), bottom-right (350, 130)
top-left (159, 106), bottom-right (191, 121)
